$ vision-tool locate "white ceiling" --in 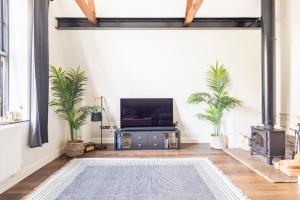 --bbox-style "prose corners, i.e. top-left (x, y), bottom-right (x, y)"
top-left (50, 0), bottom-right (261, 18)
